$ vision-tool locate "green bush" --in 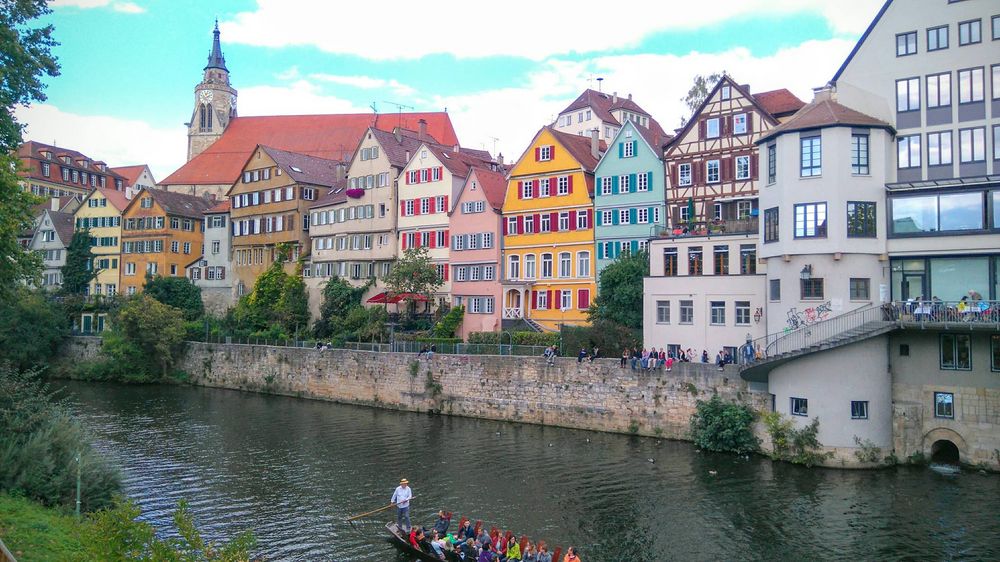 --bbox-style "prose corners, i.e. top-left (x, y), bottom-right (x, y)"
top-left (0, 288), bottom-right (67, 370)
top-left (144, 275), bottom-right (205, 321)
top-left (560, 320), bottom-right (641, 357)
top-left (0, 367), bottom-right (121, 511)
top-left (467, 331), bottom-right (559, 347)
top-left (689, 395), bottom-right (760, 455)
top-left (97, 294), bottom-right (187, 382)
top-left (432, 305), bottom-right (464, 338)
top-left (762, 411), bottom-right (833, 467)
